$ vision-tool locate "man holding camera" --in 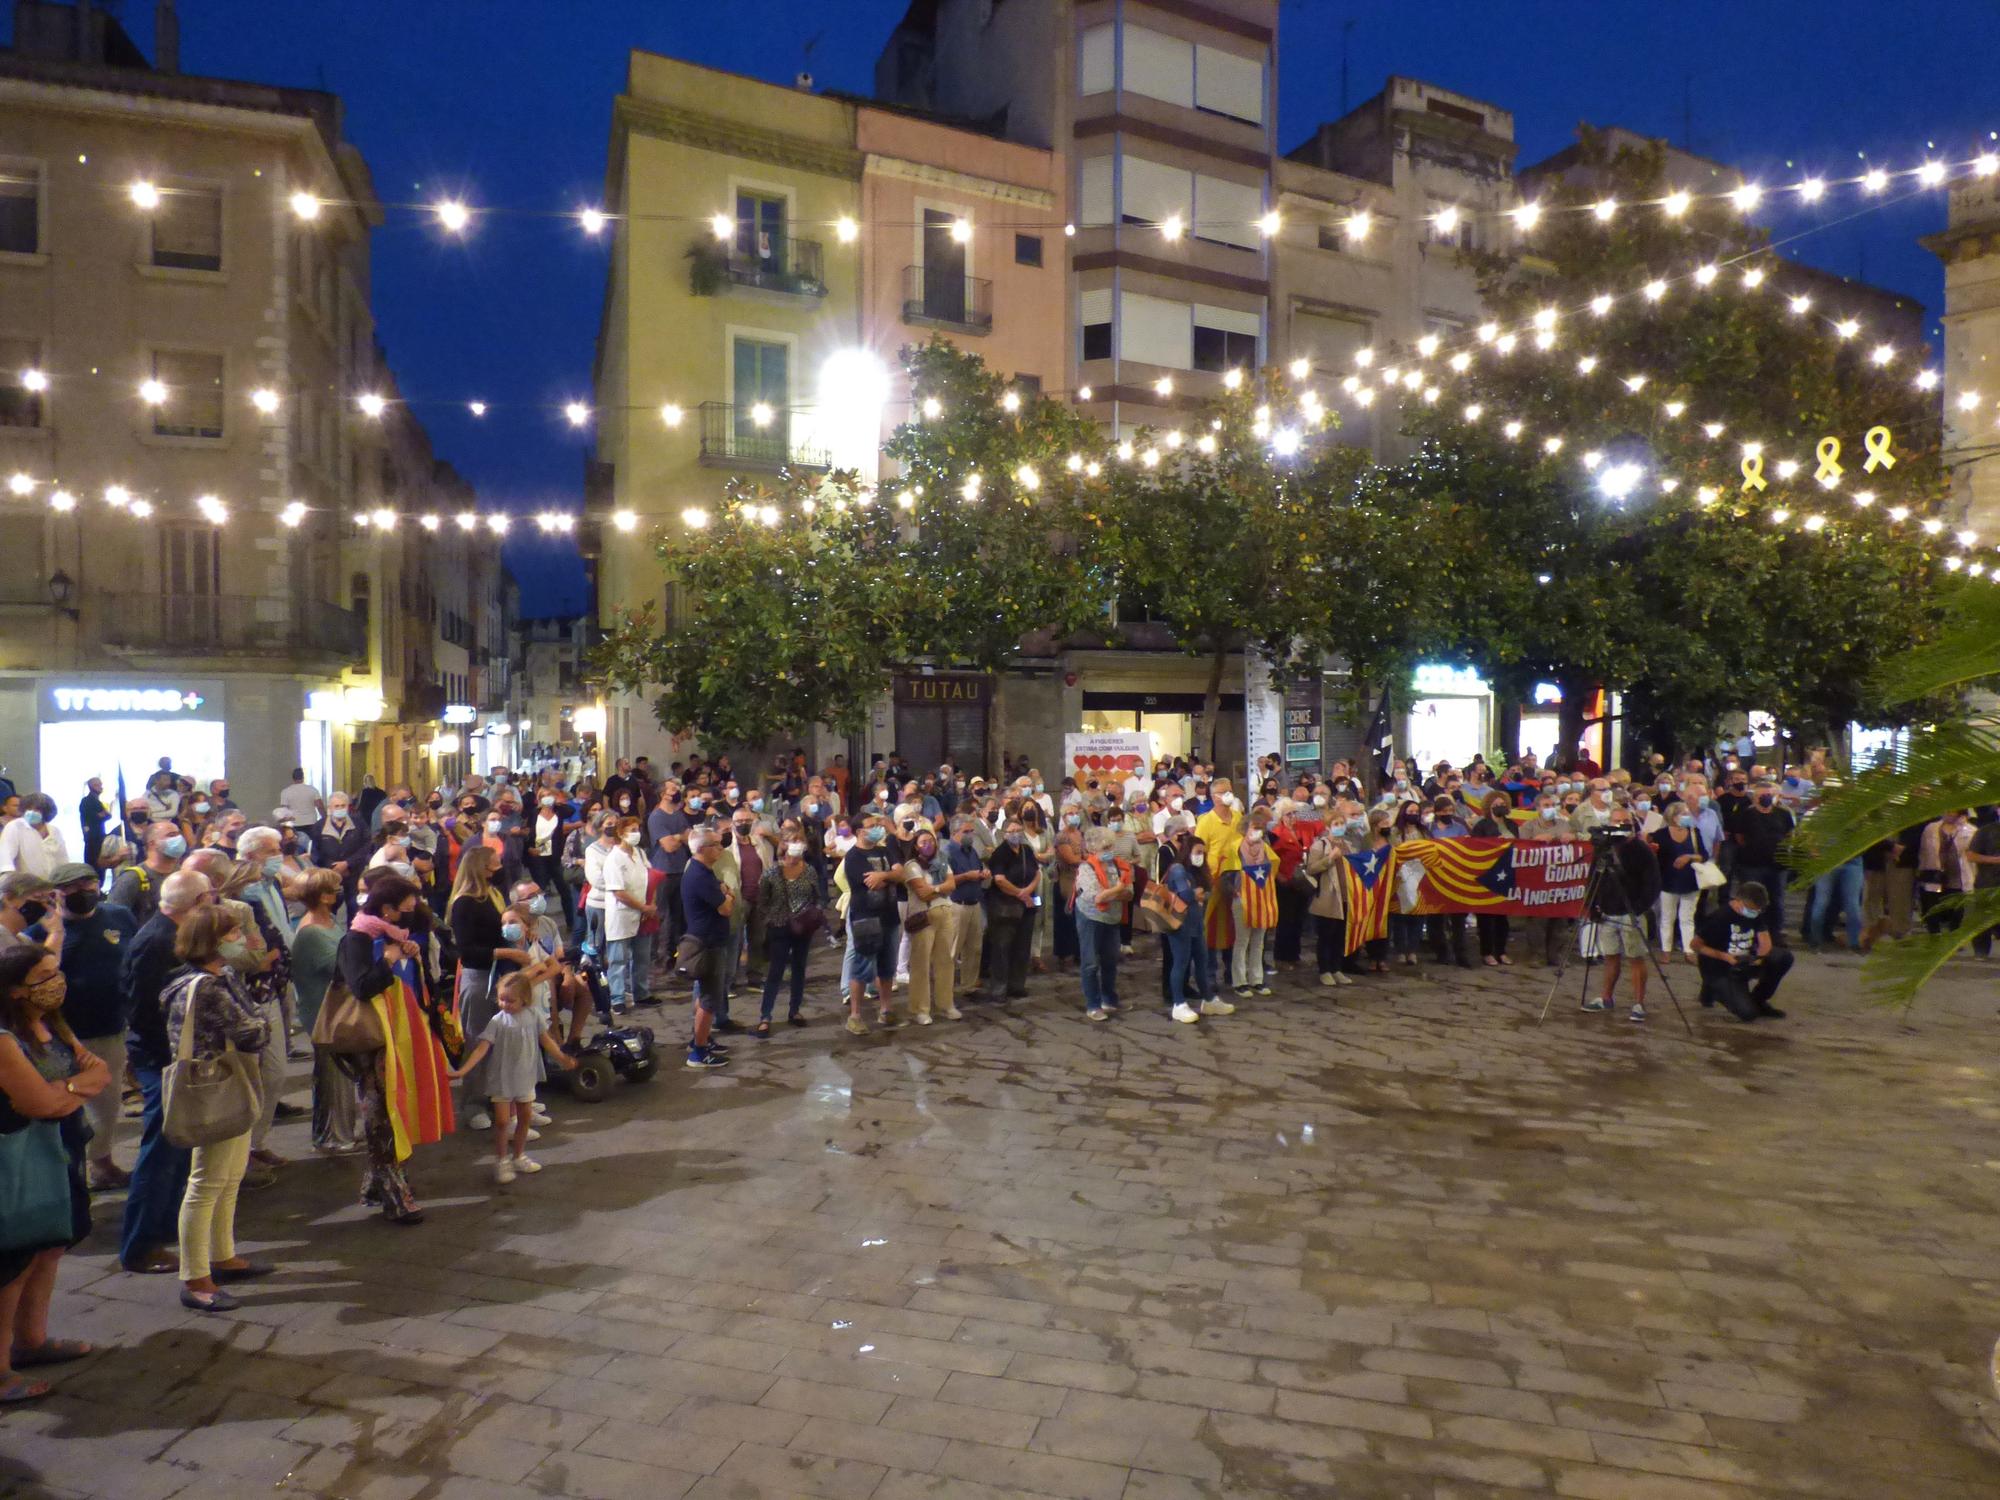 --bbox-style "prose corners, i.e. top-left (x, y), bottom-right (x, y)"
top-left (1580, 807), bottom-right (1663, 1023)
top-left (1690, 880), bottom-right (1793, 1021)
